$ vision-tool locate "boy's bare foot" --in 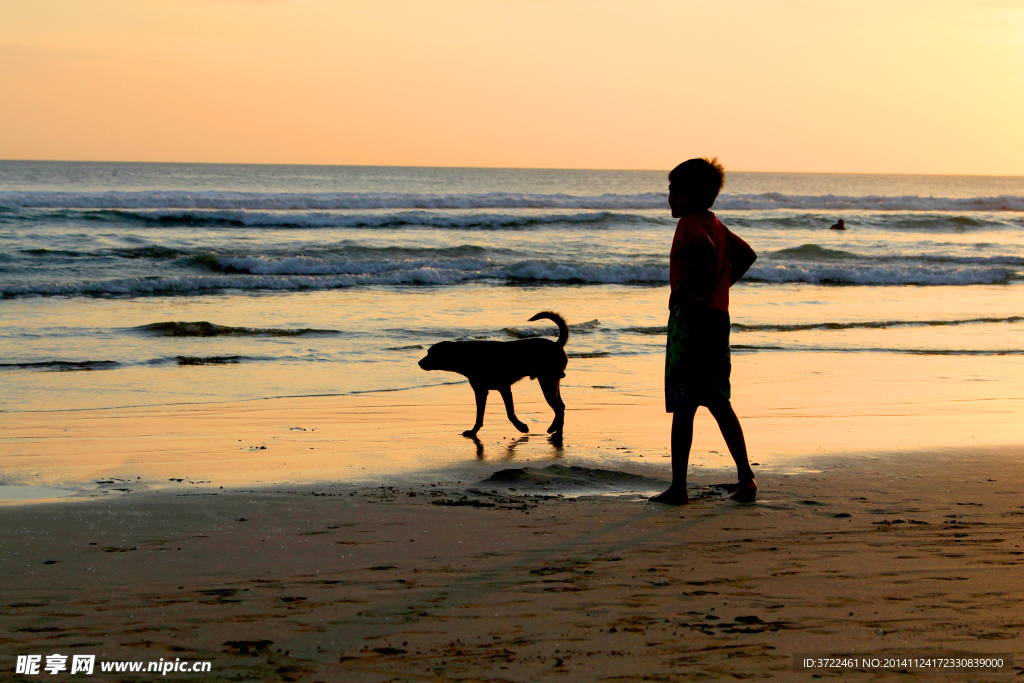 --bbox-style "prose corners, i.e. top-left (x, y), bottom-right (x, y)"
top-left (650, 487), bottom-right (688, 505)
top-left (729, 479), bottom-right (757, 503)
